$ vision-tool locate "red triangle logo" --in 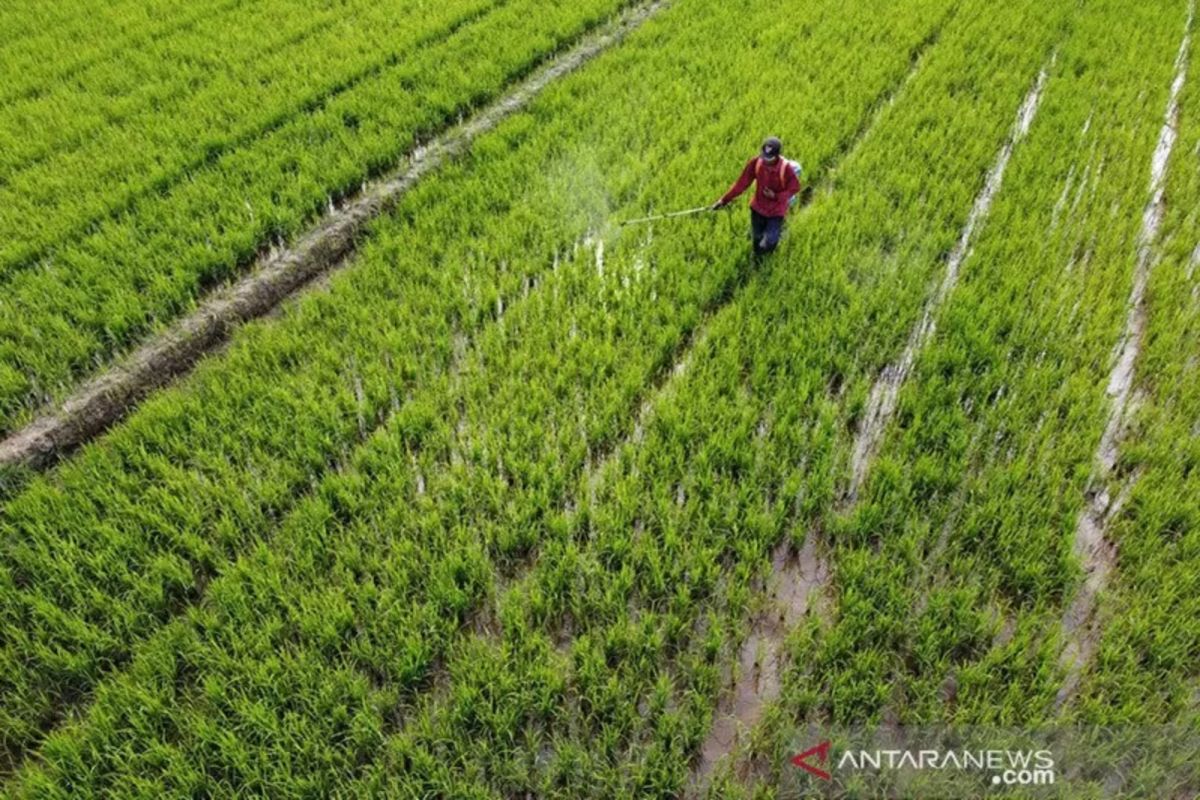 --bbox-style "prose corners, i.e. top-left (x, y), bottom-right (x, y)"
top-left (791, 740), bottom-right (832, 781)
